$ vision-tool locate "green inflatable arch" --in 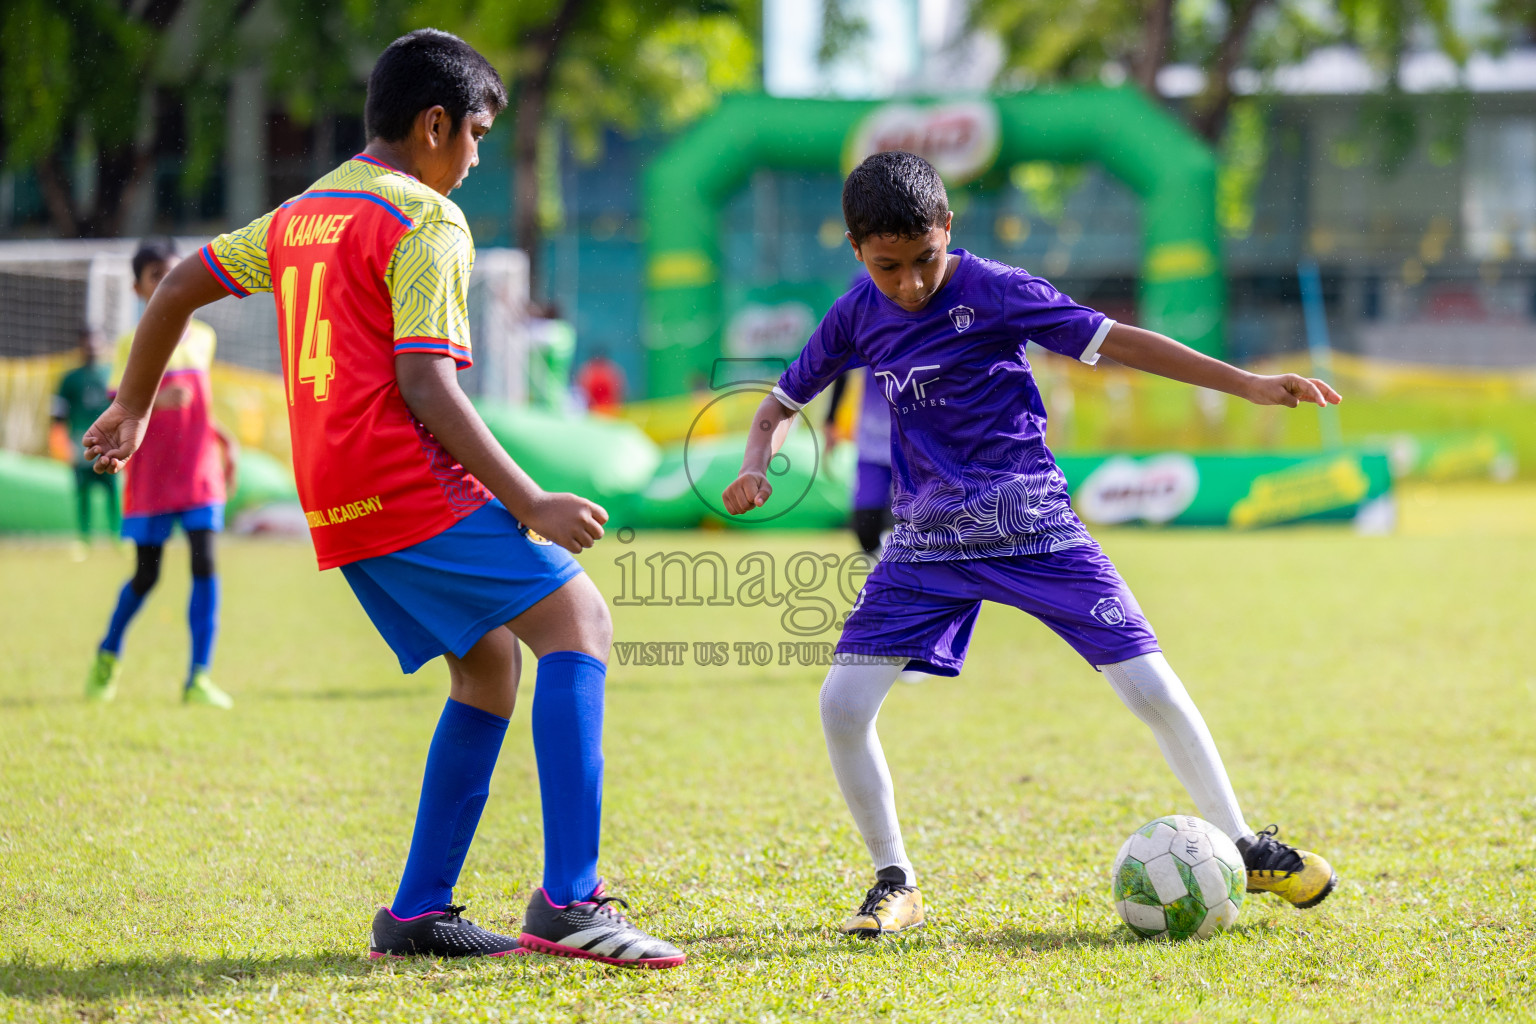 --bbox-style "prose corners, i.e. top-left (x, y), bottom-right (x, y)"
top-left (643, 87), bottom-right (1222, 397)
